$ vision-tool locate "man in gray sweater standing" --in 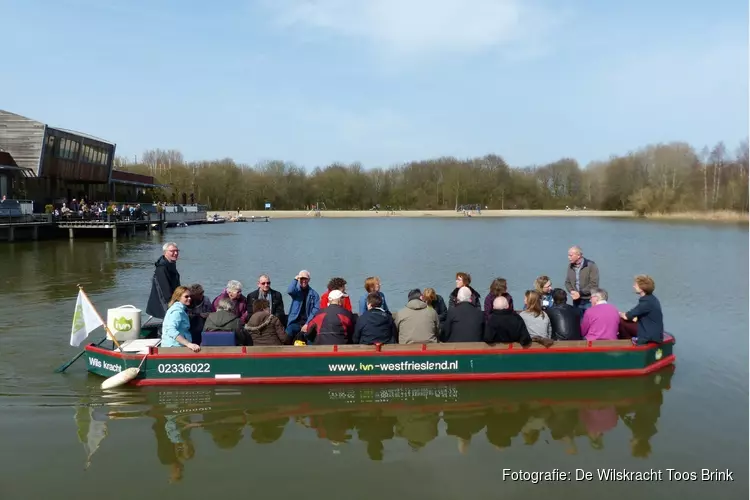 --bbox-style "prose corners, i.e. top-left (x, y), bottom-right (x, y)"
top-left (564, 245), bottom-right (600, 316)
